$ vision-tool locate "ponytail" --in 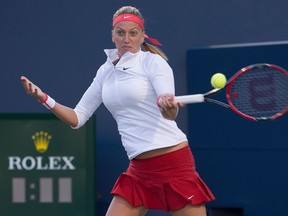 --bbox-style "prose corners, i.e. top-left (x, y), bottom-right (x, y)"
top-left (142, 42), bottom-right (168, 61)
